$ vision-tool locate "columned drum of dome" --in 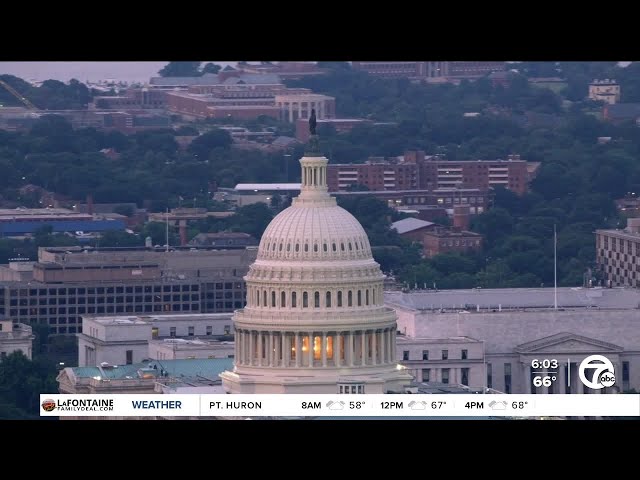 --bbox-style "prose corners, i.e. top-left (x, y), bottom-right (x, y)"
top-left (220, 152), bottom-right (413, 394)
